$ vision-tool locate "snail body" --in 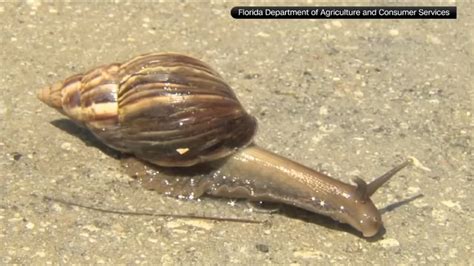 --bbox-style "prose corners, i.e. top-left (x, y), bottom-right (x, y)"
top-left (38, 53), bottom-right (411, 237)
